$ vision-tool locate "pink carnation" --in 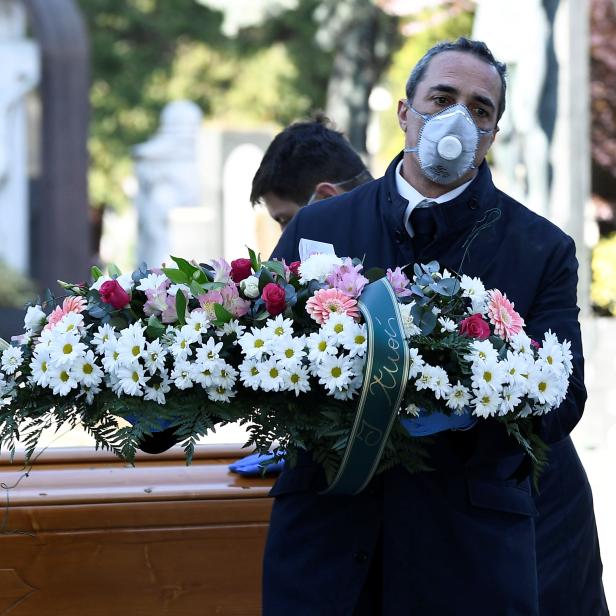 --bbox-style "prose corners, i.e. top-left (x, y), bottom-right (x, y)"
top-left (486, 290), bottom-right (525, 340)
top-left (44, 296), bottom-right (87, 331)
top-left (306, 288), bottom-right (361, 325)
top-left (386, 267), bottom-right (412, 297)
